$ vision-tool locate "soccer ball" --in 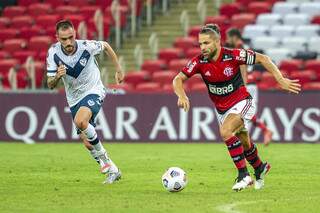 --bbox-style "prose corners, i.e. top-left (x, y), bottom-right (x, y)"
top-left (161, 167), bottom-right (187, 192)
